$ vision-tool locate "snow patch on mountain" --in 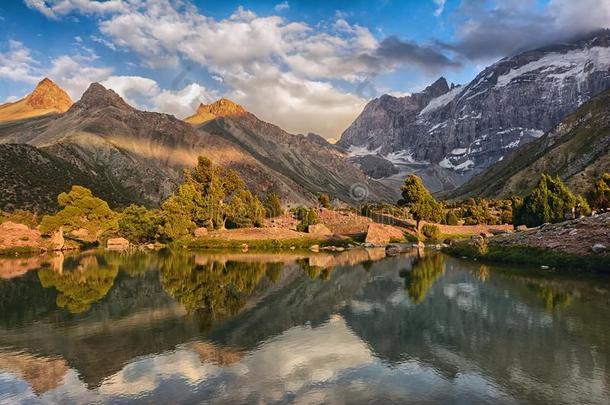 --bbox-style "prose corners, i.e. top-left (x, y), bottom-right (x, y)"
top-left (419, 86), bottom-right (462, 116)
top-left (496, 46), bottom-right (610, 88)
